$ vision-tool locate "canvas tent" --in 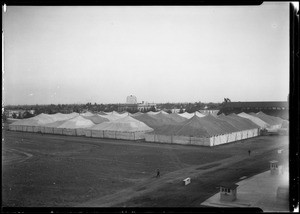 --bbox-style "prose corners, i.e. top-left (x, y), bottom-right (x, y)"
top-left (168, 113), bottom-right (188, 123)
top-left (195, 111), bottom-right (206, 117)
top-left (97, 111), bottom-right (107, 115)
top-left (41, 120), bottom-right (69, 134)
top-left (147, 110), bottom-right (168, 115)
top-left (145, 114), bottom-right (258, 146)
top-left (130, 112), bottom-right (143, 116)
top-left (132, 113), bottom-right (172, 130)
top-left (100, 111), bottom-right (128, 121)
top-left (148, 112), bottom-right (183, 125)
top-left (238, 112), bottom-right (269, 129)
top-left (47, 112), bottom-right (79, 121)
top-left (82, 114), bottom-right (109, 124)
top-left (177, 111), bottom-right (205, 119)
top-left (80, 111), bottom-right (94, 116)
top-left (56, 116), bottom-right (95, 136)
top-left (86, 116), bottom-right (153, 140)
top-left (249, 112), bottom-right (282, 132)
top-left (9, 113), bottom-right (62, 132)
top-left (177, 112), bottom-right (194, 119)
top-left (218, 114), bottom-right (259, 140)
